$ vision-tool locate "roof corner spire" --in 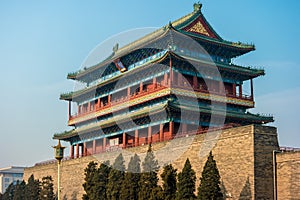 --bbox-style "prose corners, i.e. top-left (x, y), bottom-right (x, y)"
top-left (168, 21), bottom-right (174, 29)
top-left (193, 2), bottom-right (202, 12)
top-left (113, 43), bottom-right (119, 53)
